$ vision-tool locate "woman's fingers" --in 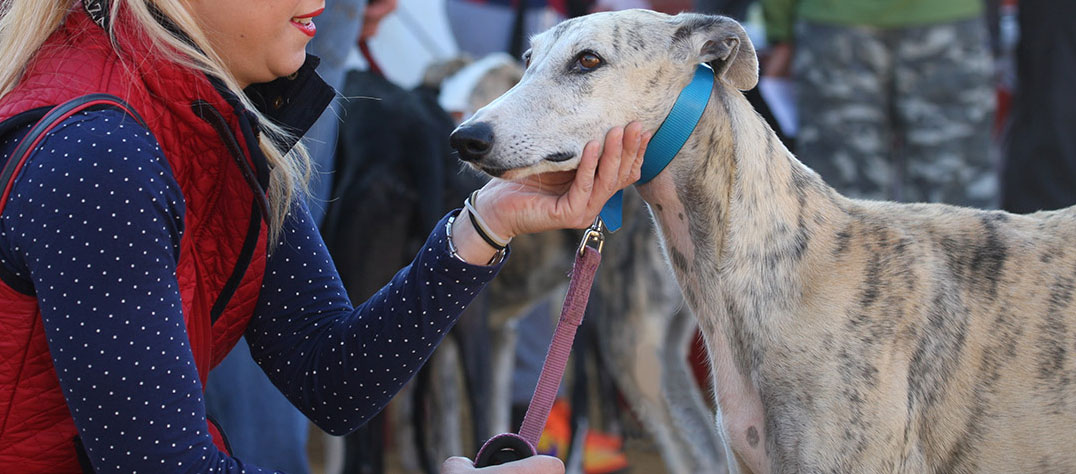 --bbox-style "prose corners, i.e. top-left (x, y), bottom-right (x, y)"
top-left (500, 455), bottom-right (565, 474)
top-left (583, 125), bottom-right (626, 225)
top-left (632, 131), bottom-right (651, 183)
top-left (440, 455), bottom-right (565, 473)
top-left (561, 124), bottom-right (653, 228)
top-left (618, 122), bottom-right (643, 183)
top-left (441, 456), bottom-right (475, 473)
top-left (595, 125), bottom-right (625, 195)
top-left (563, 139), bottom-right (601, 224)
top-left (483, 123), bottom-right (654, 236)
